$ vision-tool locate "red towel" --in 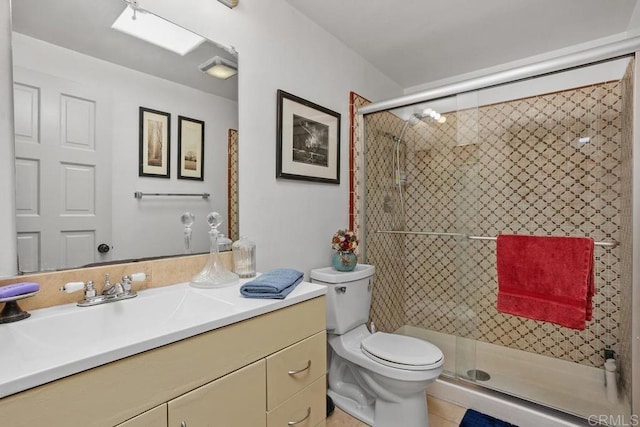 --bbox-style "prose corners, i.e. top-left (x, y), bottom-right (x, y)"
top-left (496, 234), bottom-right (595, 330)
